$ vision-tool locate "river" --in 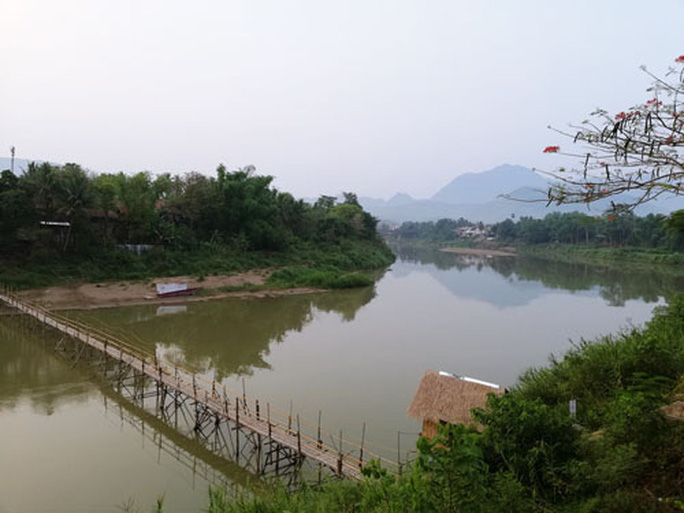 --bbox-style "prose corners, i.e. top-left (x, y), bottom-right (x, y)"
top-left (1, 248), bottom-right (680, 512)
